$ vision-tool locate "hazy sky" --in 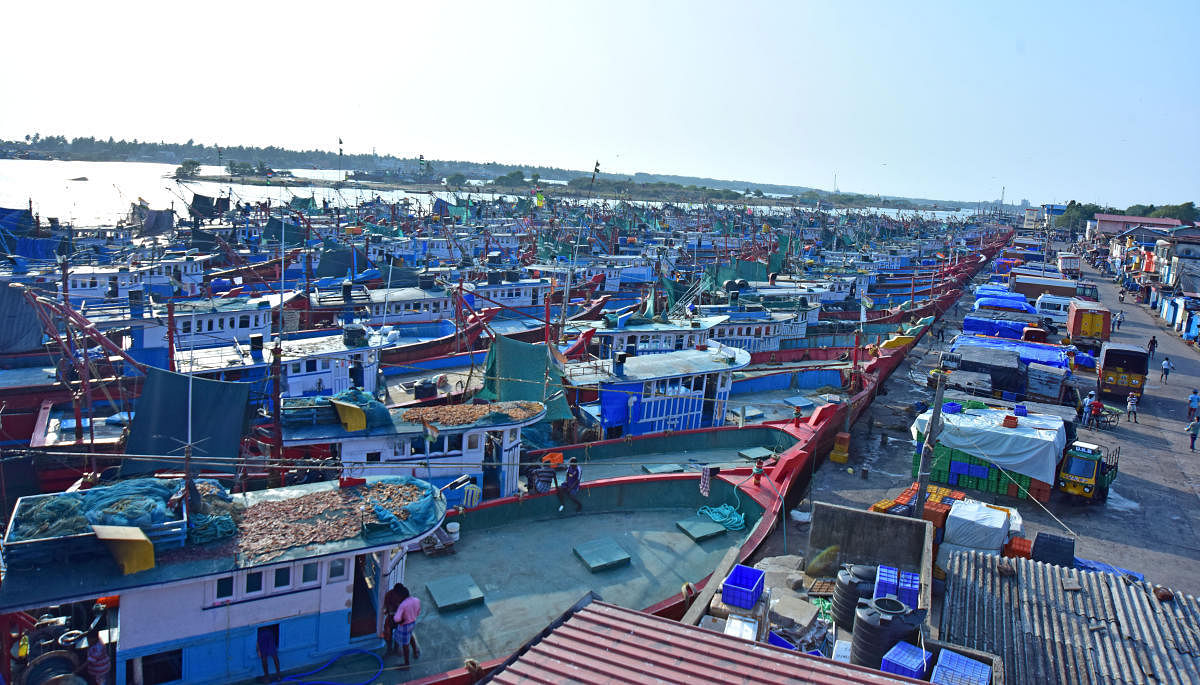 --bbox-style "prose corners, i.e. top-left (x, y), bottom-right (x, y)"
top-left (2, 1), bottom-right (1197, 206)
